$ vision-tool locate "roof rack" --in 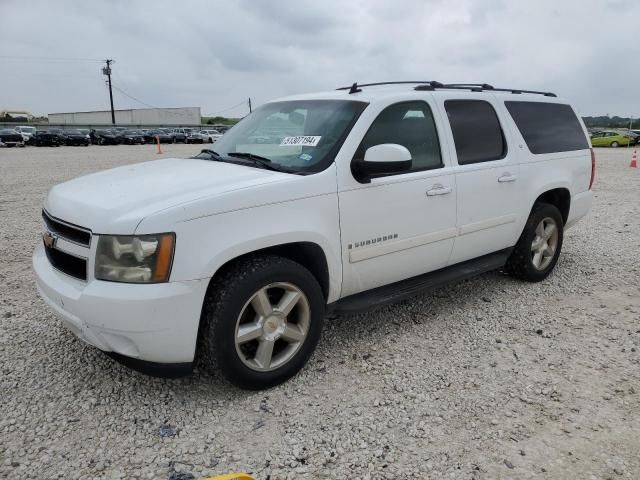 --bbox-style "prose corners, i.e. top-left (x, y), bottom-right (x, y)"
top-left (336, 81), bottom-right (556, 97)
top-left (337, 81), bottom-right (438, 94)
